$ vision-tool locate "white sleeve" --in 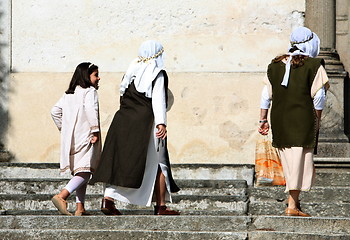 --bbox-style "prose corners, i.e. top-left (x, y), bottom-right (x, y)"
top-left (84, 88), bottom-right (100, 133)
top-left (313, 86), bottom-right (326, 110)
top-left (152, 72), bottom-right (167, 126)
top-left (260, 85), bottom-right (271, 109)
top-left (51, 96), bottom-right (64, 131)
